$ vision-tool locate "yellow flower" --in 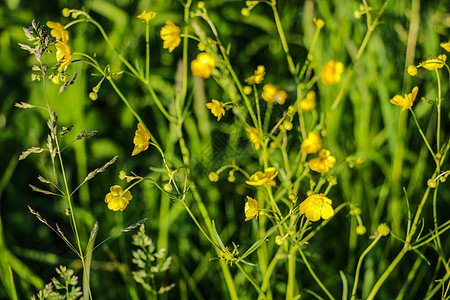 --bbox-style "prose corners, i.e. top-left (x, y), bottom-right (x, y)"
top-left (419, 54), bottom-right (447, 70)
top-left (313, 18), bottom-right (325, 29)
top-left (191, 52), bottom-right (216, 78)
top-left (246, 127), bottom-right (261, 151)
top-left (300, 91), bottom-right (316, 111)
top-left (104, 185), bottom-right (132, 211)
top-left (160, 20), bottom-right (181, 52)
top-left (206, 99), bottom-right (225, 121)
top-left (389, 86), bottom-right (419, 112)
top-left (55, 41), bottom-right (71, 71)
top-left (308, 149), bottom-right (336, 173)
top-left (246, 167), bottom-right (278, 186)
top-left (137, 10), bottom-right (157, 22)
top-left (245, 65), bottom-right (266, 85)
top-left (441, 41), bottom-right (450, 52)
top-left (321, 59), bottom-right (344, 85)
top-left (300, 132), bottom-right (322, 154)
top-left (46, 21), bottom-right (69, 43)
top-left (244, 196), bottom-right (259, 221)
top-left (132, 122), bottom-right (151, 156)
top-left (407, 65), bottom-right (417, 76)
top-left (261, 84), bottom-right (287, 105)
top-left (299, 194), bottom-right (334, 222)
